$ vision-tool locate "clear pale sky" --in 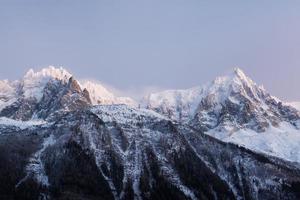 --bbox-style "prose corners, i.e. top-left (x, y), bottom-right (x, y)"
top-left (0, 1), bottom-right (300, 101)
